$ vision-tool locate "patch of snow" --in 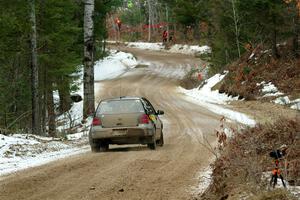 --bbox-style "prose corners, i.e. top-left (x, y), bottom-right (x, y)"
top-left (263, 92), bottom-right (284, 97)
top-left (191, 166), bottom-right (213, 197)
top-left (149, 63), bottom-right (190, 79)
top-left (0, 133), bottom-right (89, 177)
top-left (168, 44), bottom-right (211, 55)
top-left (289, 186), bottom-right (300, 199)
top-left (291, 102), bottom-right (300, 110)
top-left (53, 90), bottom-right (60, 104)
top-left (125, 42), bottom-right (164, 51)
top-left (178, 73), bottom-right (256, 126)
top-left (181, 74), bottom-right (239, 105)
top-left (273, 96), bottom-right (291, 105)
top-left (262, 172), bottom-right (300, 199)
top-left (125, 42), bottom-right (211, 55)
top-left (94, 50), bottom-right (138, 81)
top-left (273, 96), bottom-right (300, 110)
top-left (289, 98), bottom-right (300, 110)
top-left (258, 81), bottom-right (284, 97)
